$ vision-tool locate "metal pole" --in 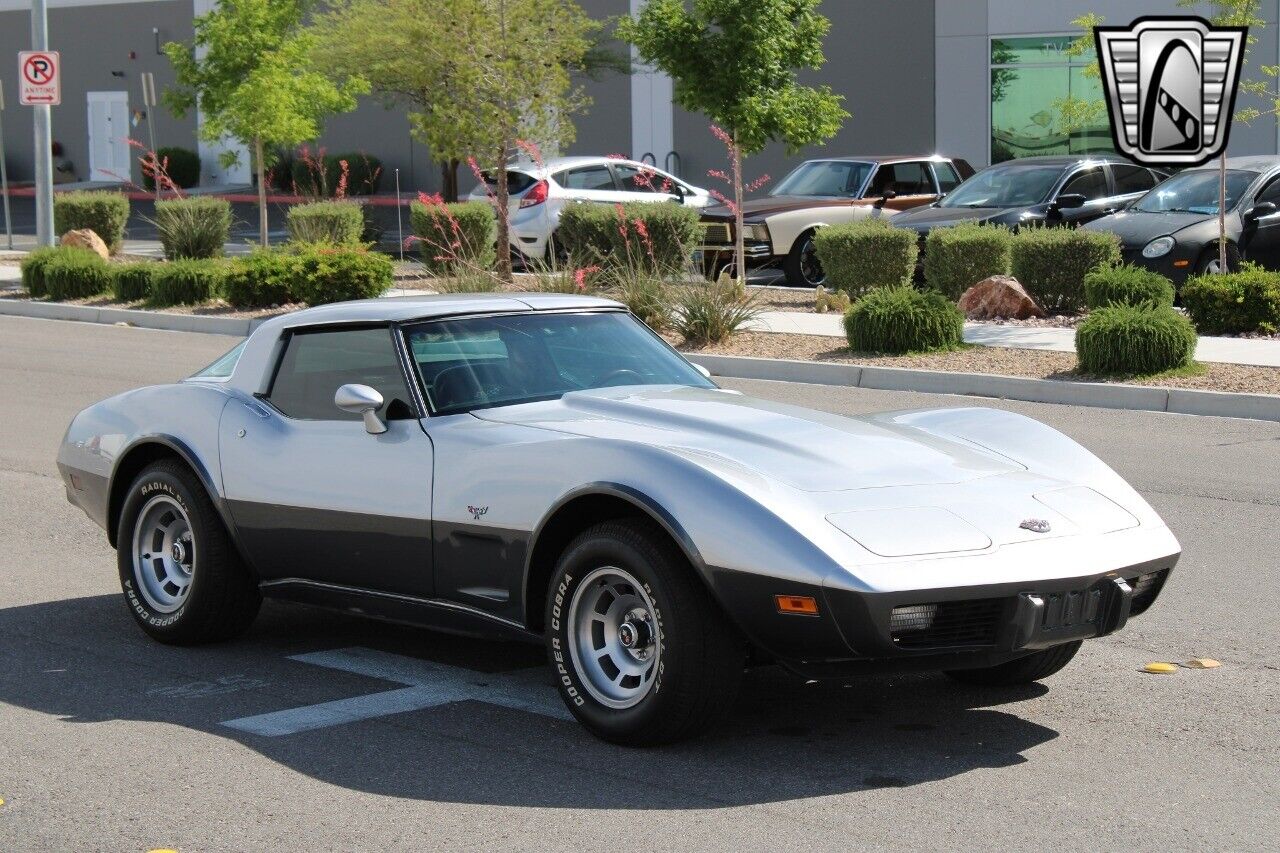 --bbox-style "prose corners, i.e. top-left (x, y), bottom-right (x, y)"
top-left (395, 167), bottom-right (404, 264)
top-left (142, 72), bottom-right (158, 200)
top-left (0, 82), bottom-right (13, 250)
top-left (31, 0), bottom-right (55, 248)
